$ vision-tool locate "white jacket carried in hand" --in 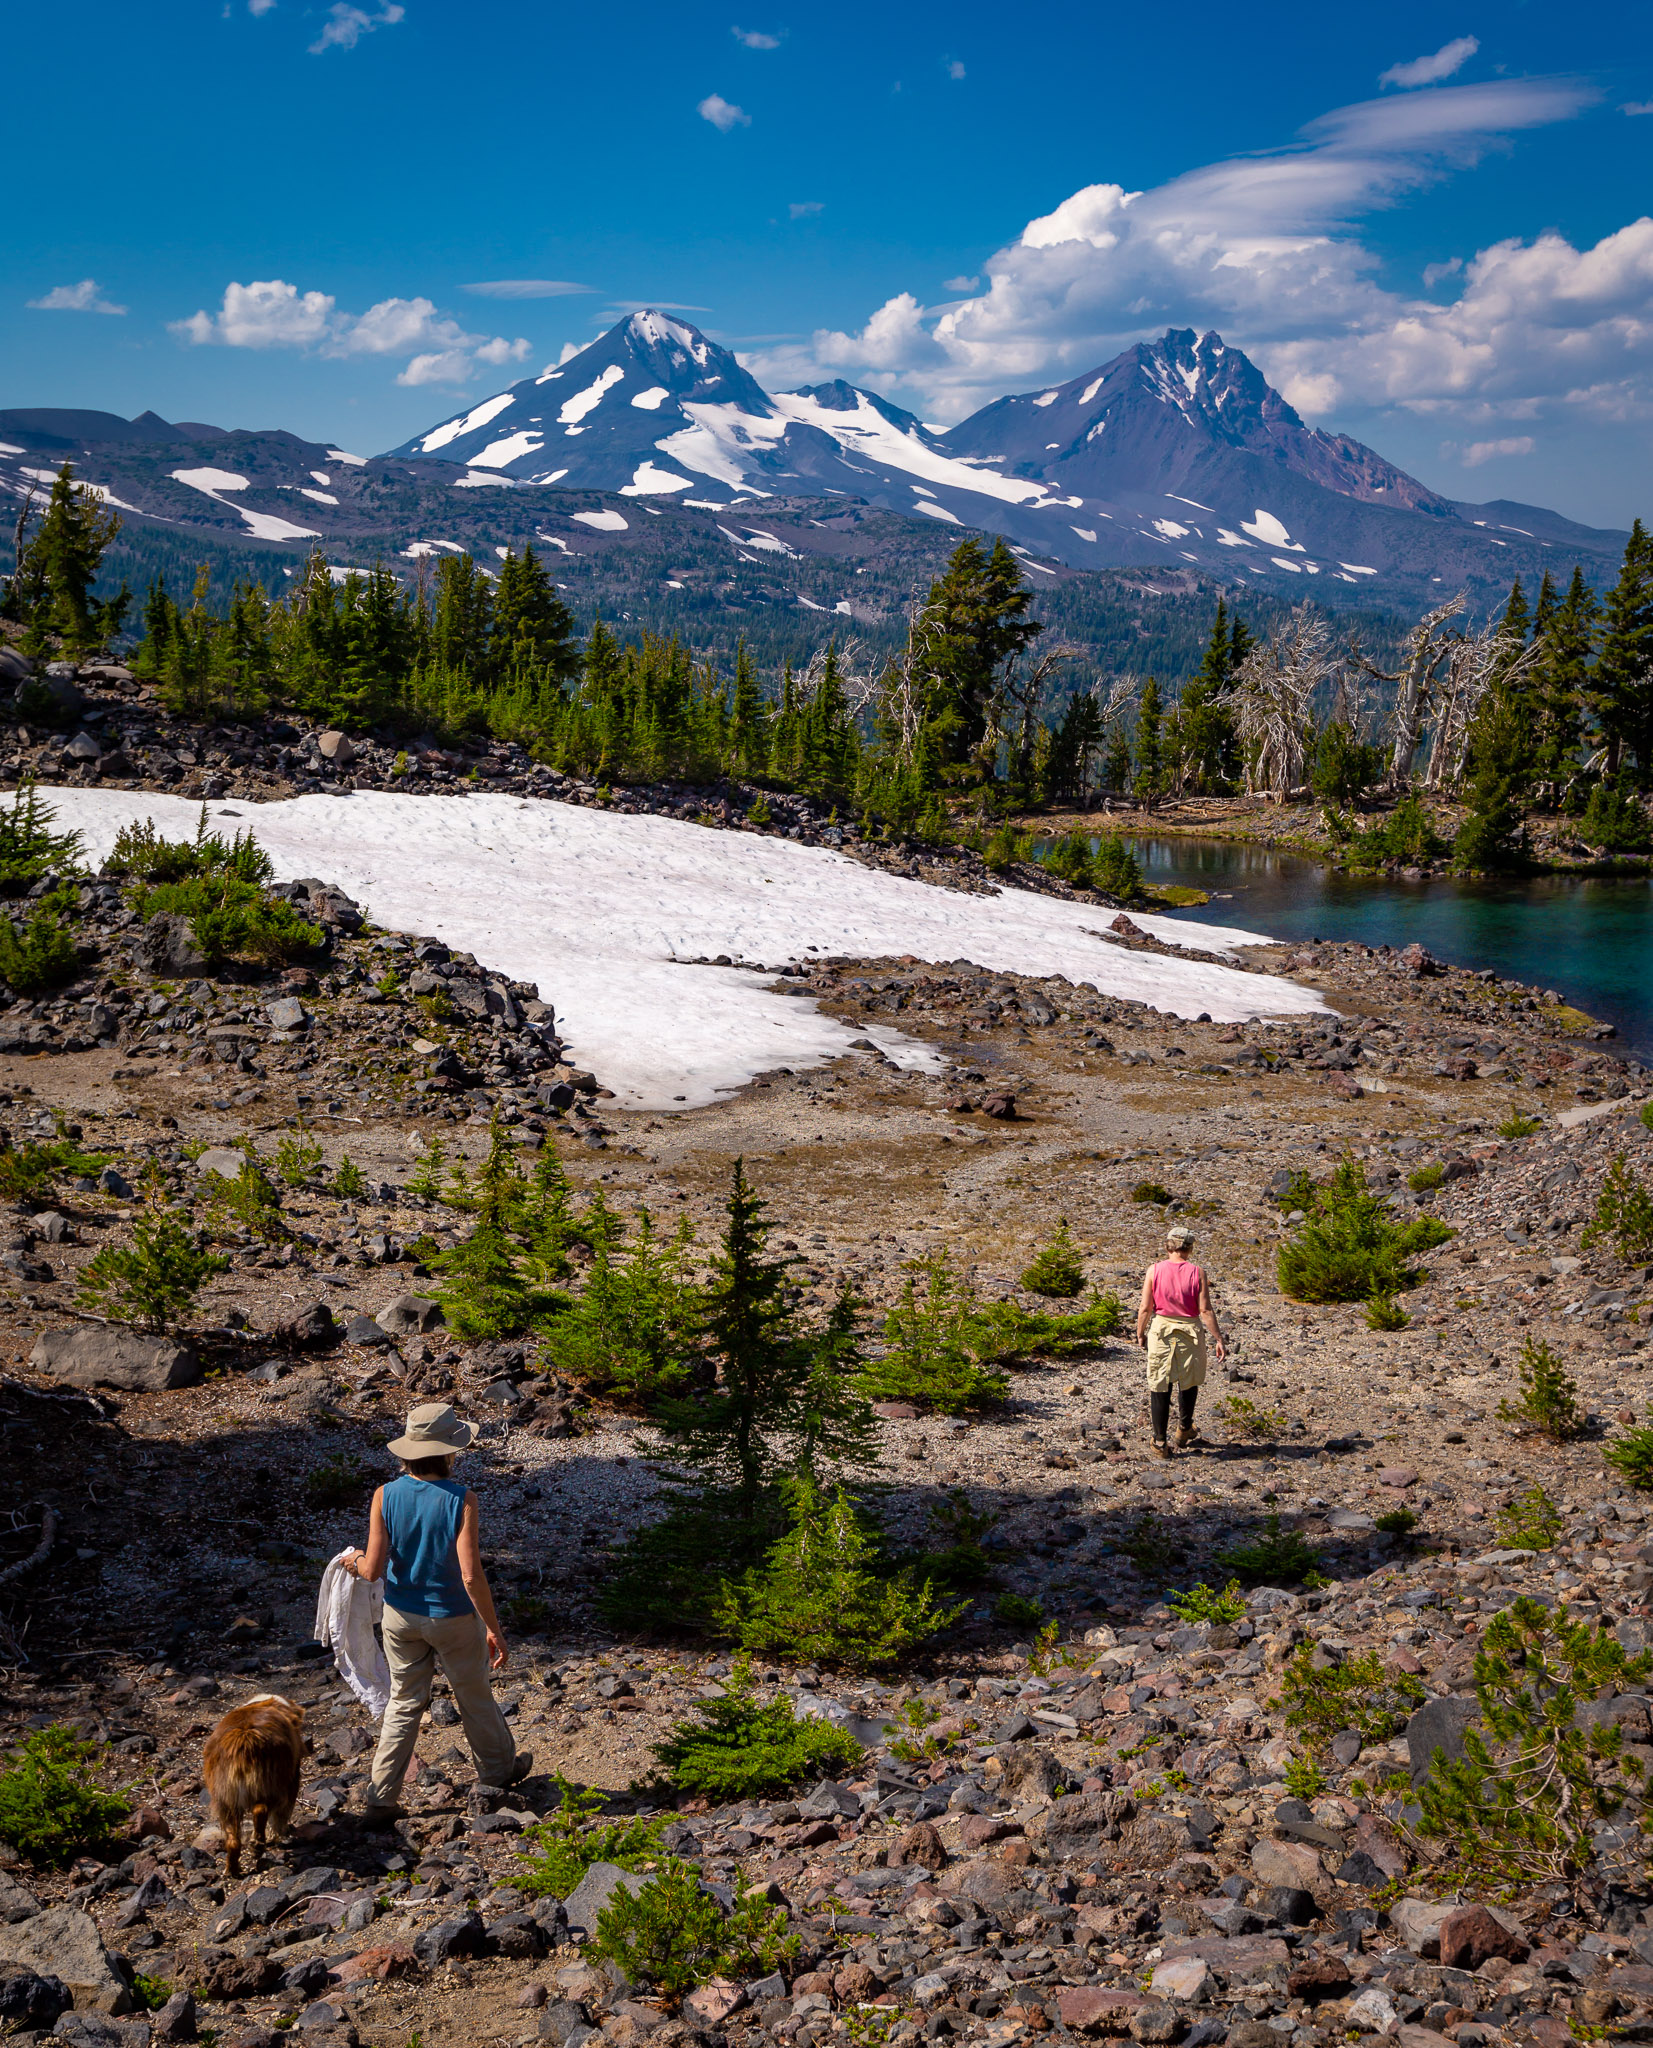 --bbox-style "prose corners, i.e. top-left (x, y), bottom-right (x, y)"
top-left (314, 1550), bottom-right (392, 1718)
